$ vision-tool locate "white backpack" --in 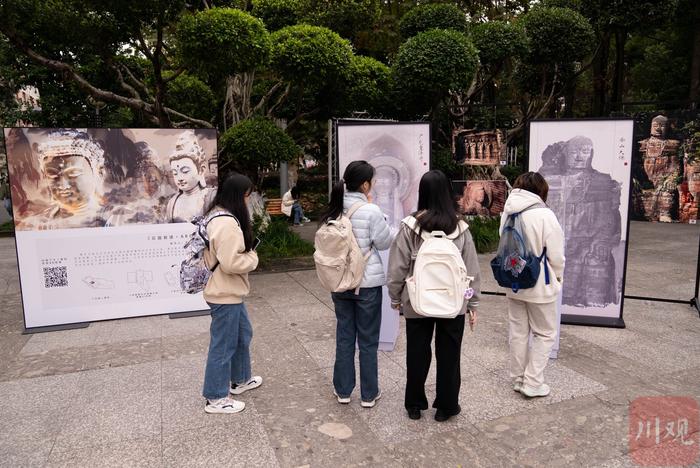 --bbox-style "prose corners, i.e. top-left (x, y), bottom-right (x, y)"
top-left (314, 202), bottom-right (369, 293)
top-left (403, 216), bottom-right (474, 318)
